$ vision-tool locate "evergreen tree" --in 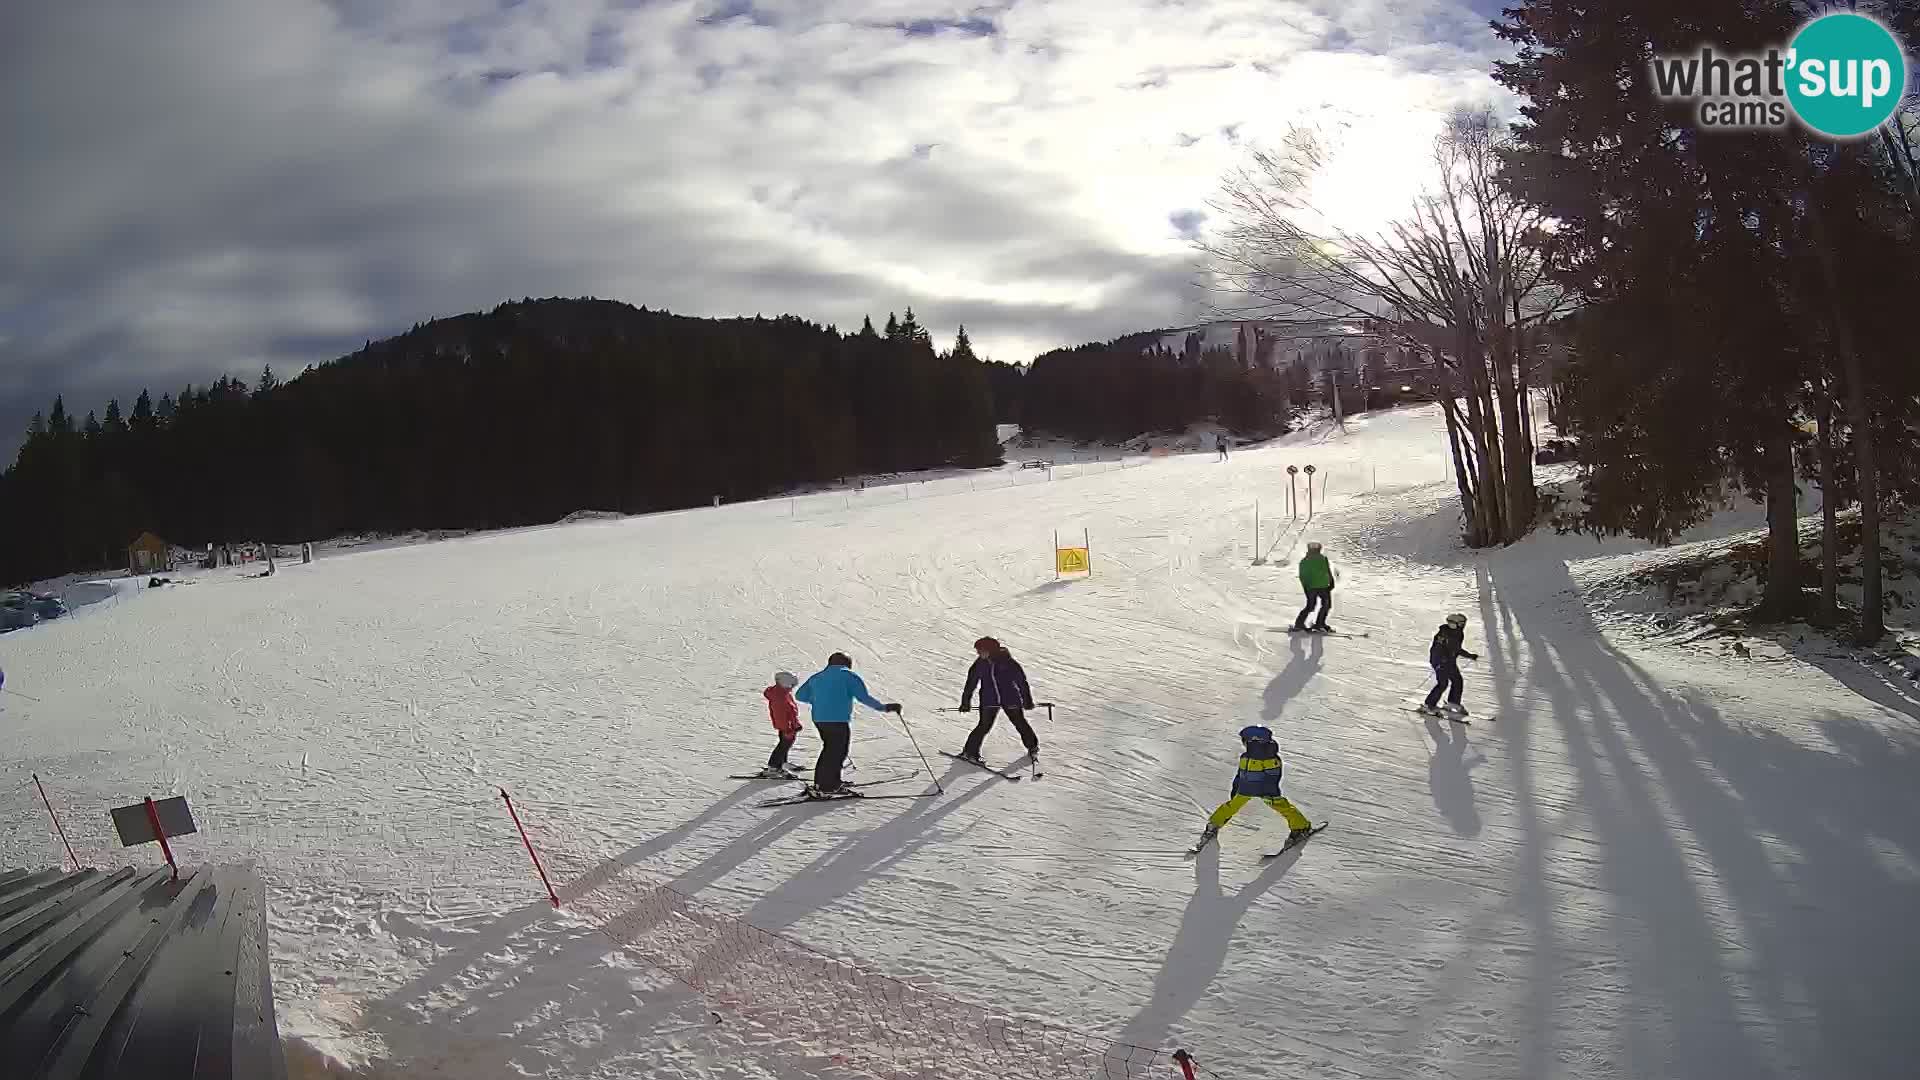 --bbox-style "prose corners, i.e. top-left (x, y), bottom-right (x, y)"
top-left (884, 312), bottom-right (901, 340)
top-left (898, 307), bottom-right (932, 348)
top-left (0, 298), bottom-right (1008, 583)
top-left (1493, 0), bottom-right (1919, 631)
top-left (950, 325), bottom-right (978, 364)
top-left (859, 315), bottom-right (879, 339)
